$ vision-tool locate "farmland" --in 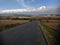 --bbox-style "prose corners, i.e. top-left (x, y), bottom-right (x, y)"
top-left (0, 20), bottom-right (29, 27)
top-left (40, 20), bottom-right (60, 30)
top-left (0, 20), bottom-right (30, 31)
top-left (38, 16), bottom-right (60, 45)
